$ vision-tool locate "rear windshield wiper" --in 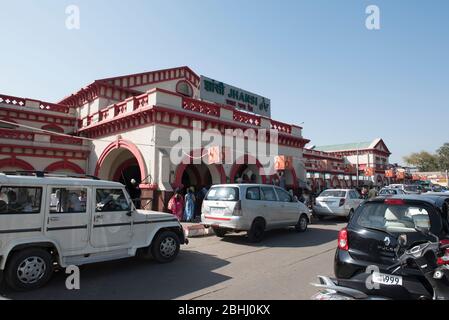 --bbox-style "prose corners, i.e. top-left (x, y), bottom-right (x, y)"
top-left (361, 226), bottom-right (396, 238)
